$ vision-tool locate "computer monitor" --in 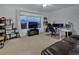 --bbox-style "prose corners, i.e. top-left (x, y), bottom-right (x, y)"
top-left (29, 22), bottom-right (38, 28)
top-left (52, 24), bottom-right (64, 28)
